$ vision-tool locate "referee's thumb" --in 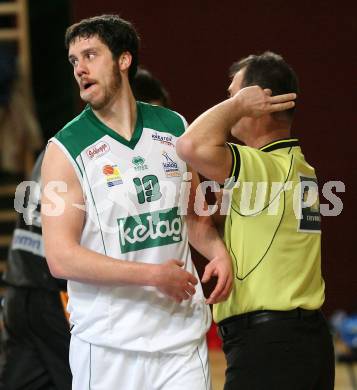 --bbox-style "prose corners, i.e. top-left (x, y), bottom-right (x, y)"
top-left (201, 263), bottom-right (214, 283)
